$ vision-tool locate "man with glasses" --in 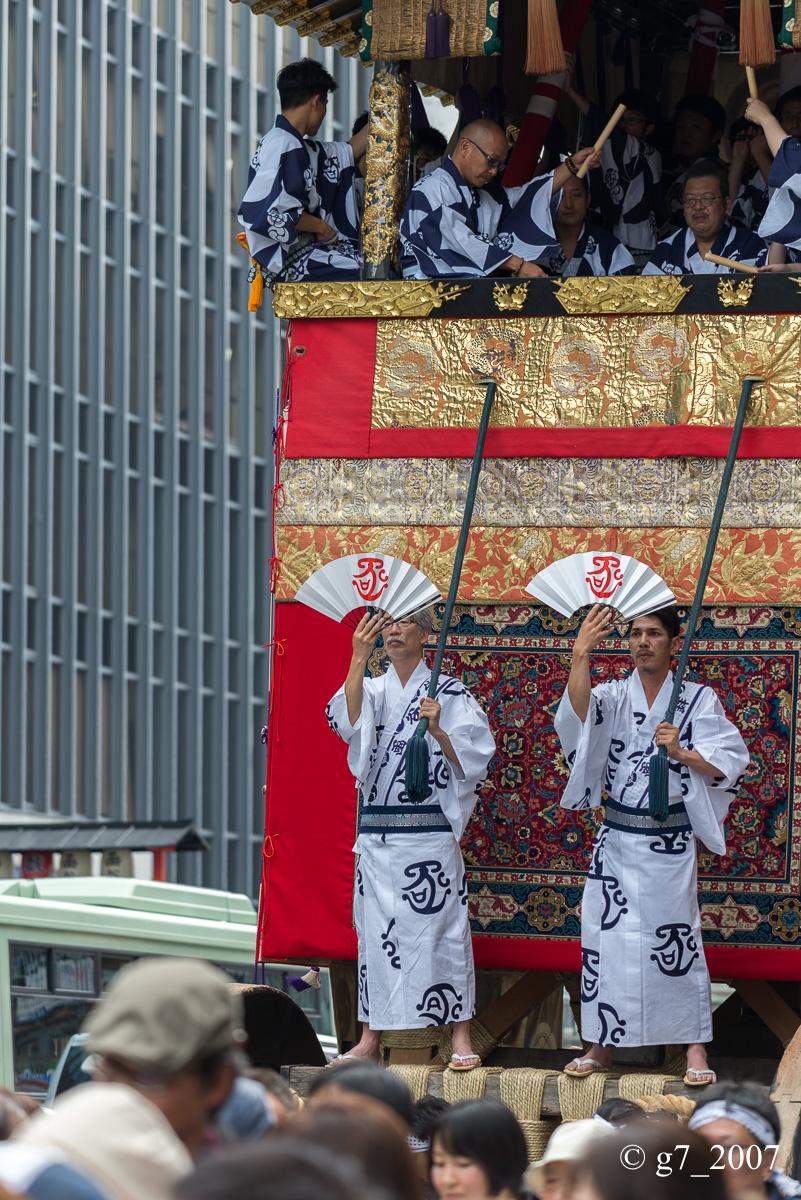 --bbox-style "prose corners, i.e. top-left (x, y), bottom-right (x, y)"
top-left (643, 160), bottom-right (767, 274)
top-left (326, 609), bottom-right (495, 1069)
top-left (401, 118), bottom-right (600, 279)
